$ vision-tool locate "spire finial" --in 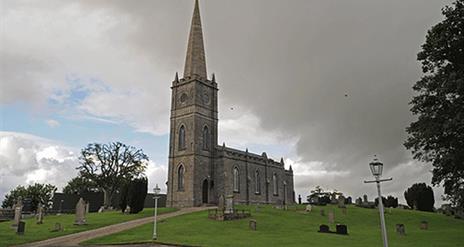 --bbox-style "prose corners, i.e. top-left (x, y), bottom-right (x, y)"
top-left (212, 73), bottom-right (216, 82)
top-left (174, 72), bottom-right (179, 82)
top-left (183, 0), bottom-right (207, 80)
